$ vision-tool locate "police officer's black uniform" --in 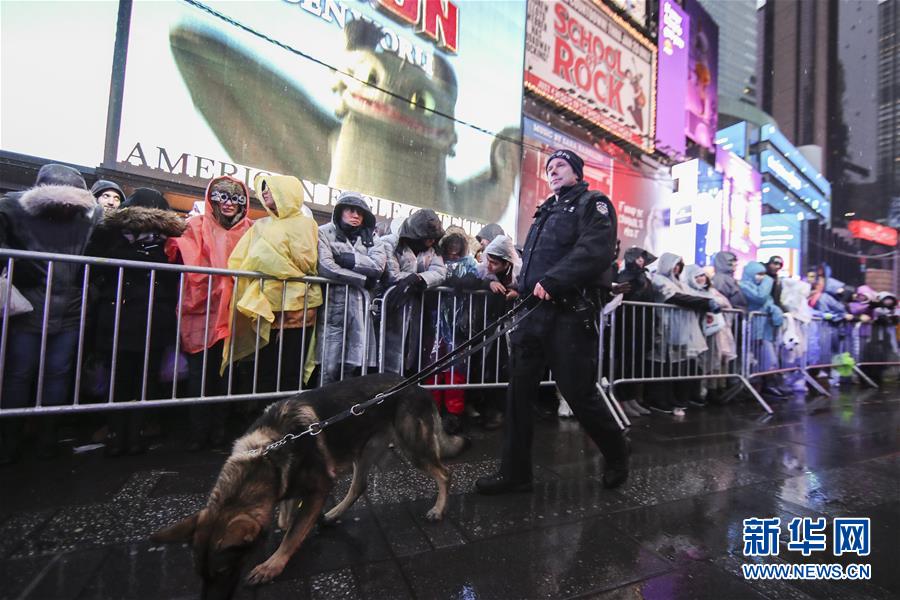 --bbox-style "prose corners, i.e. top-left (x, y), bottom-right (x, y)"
top-left (476, 177), bottom-right (629, 494)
